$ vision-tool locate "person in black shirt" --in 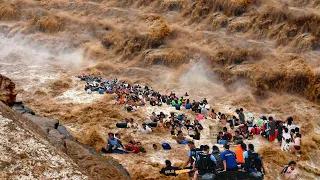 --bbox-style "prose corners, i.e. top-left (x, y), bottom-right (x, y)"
top-left (217, 131), bottom-right (224, 143)
top-left (277, 121), bottom-right (284, 146)
top-left (160, 160), bottom-right (180, 176)
top-left (194, 120), bottom-right (203, 130)
top-left (185, 120), bottom-right (195, 130)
